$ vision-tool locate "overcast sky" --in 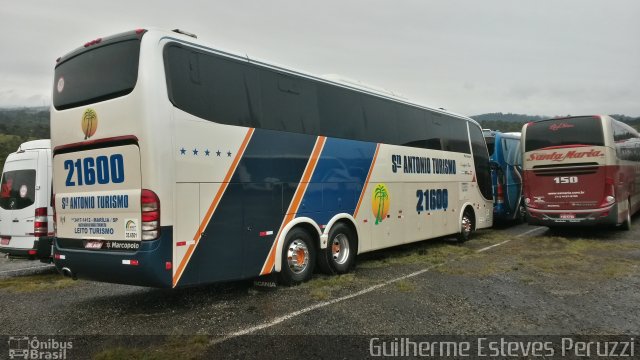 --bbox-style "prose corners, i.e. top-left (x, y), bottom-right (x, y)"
top-left (1, 0), bottom-right (638, 117)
